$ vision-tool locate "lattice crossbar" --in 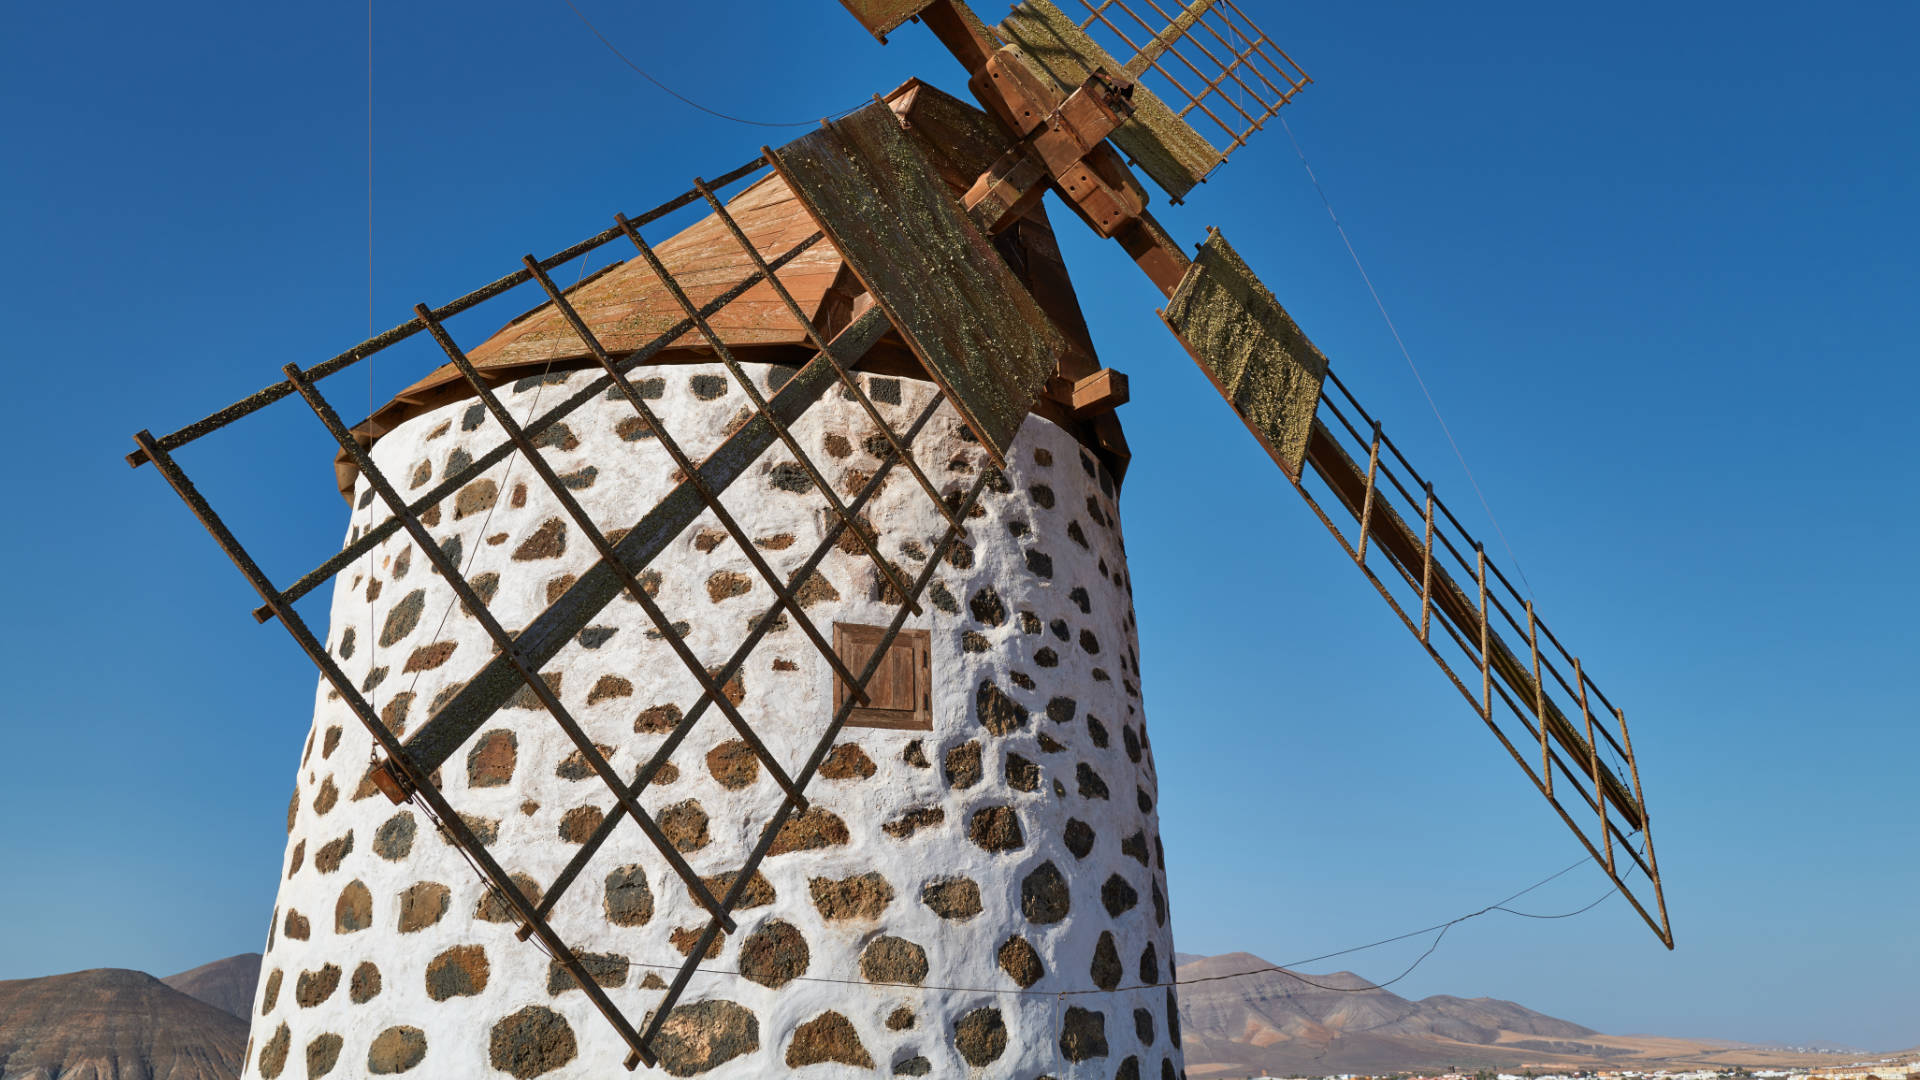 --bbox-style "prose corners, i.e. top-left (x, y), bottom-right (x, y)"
top-left (128, 152), bottom-right (1004, 1067)
top-left (1074, 0), bottom-right (1310, 157)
